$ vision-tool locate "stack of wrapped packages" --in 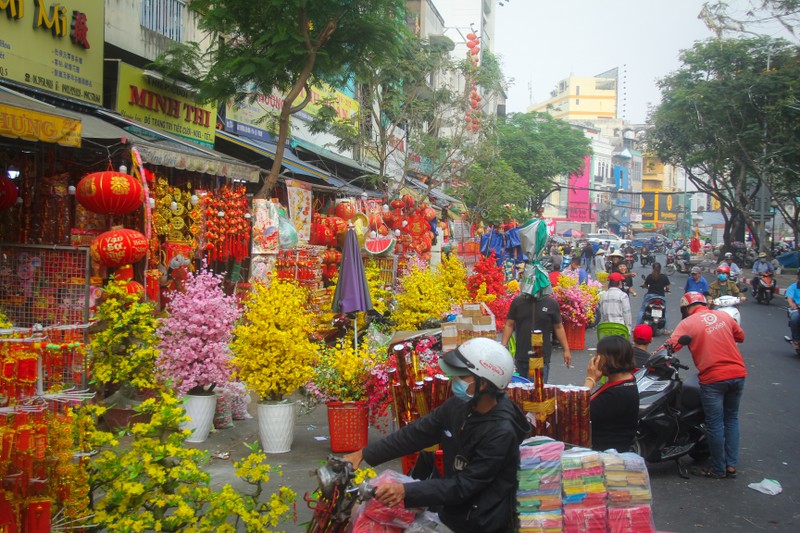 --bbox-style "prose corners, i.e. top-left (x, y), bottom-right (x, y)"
top-left (603, 451), bottom-right (655, 533)
top-left (517, 437), bottom-right (566, 532)
top-left (561, 449), bottom-right (608, 533)
top-left (516, 442), bottom-right (656, 533)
